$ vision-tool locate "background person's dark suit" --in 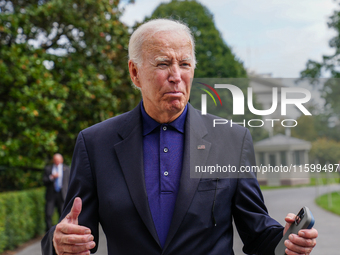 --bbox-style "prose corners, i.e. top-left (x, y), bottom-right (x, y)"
top-left (43, 163), bottom-right (70, 232)
top-left (42, 102), bottom-right (283, 255)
